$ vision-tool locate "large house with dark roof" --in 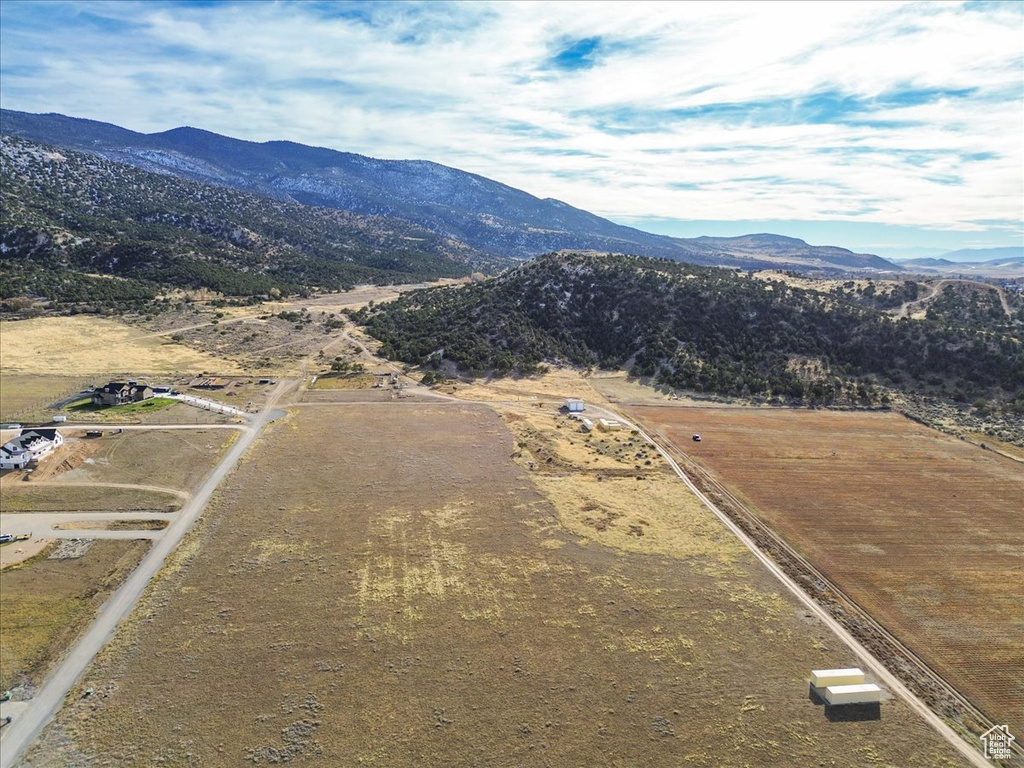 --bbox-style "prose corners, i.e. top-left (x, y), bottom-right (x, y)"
top-left (91, 381), bottom-right (153, 407)
top-left (0, 428), bottom-right (64, 469)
